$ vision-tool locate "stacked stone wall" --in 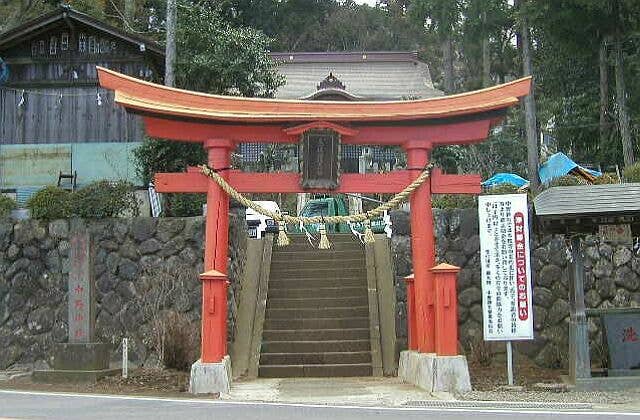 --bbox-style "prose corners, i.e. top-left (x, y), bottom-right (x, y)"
top-left (0, 211), bottom-right (246, 369)
top-left (390, 209), bottom-right (640, 368)
top-left (2, 207), bottom-right (638, 369)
